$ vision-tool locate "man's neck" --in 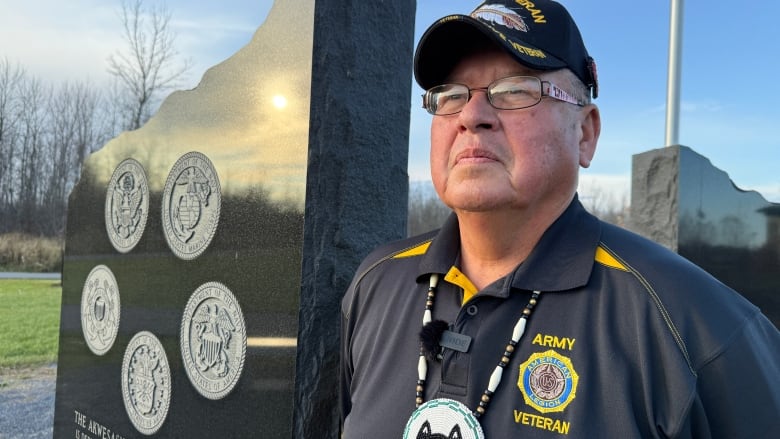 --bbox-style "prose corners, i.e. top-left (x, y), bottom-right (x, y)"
top-left (454, 199), bottom-right (570, 291)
